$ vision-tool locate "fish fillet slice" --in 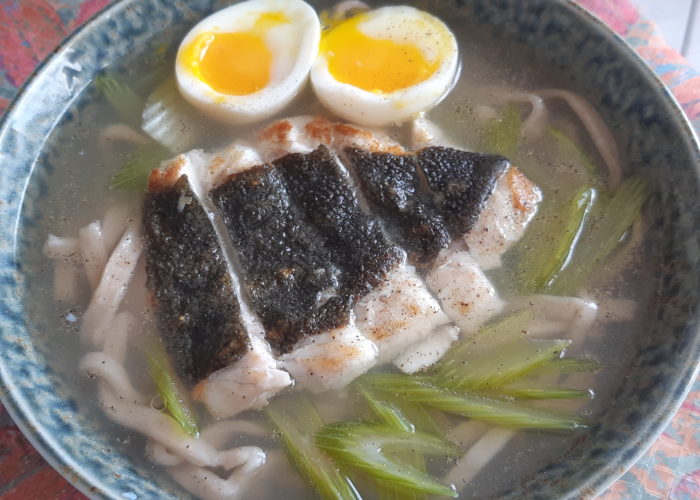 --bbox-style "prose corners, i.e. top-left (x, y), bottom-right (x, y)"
top-left (343, 147), bottom-right (450, 266)
top-left (257, 115), bottom-right (405, 162)
top-left (280, 323), bottom-right (378, 392)
top-left (193, 334), bottom-right (294, 419)
top-left (144, 171), bottom-right (249, 383)
top-left (211, 164), bottom-right (353, 354)
top-left (273, 142), bottom-right (458, 380)
top-left (210, 151), bottom-right (388, 392)
top-left (274, 145), bottom-right (404, 297)
top-left (145, 153), bottom-right (291, 417)
top-left (465, 166), bottom-right (543, 270)
top-left (426, 249), bottom-right (505, 334)
top-left (355, 264), bottom-right (452, 364)
top-left (416, 147), bottom-right (510, 237)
